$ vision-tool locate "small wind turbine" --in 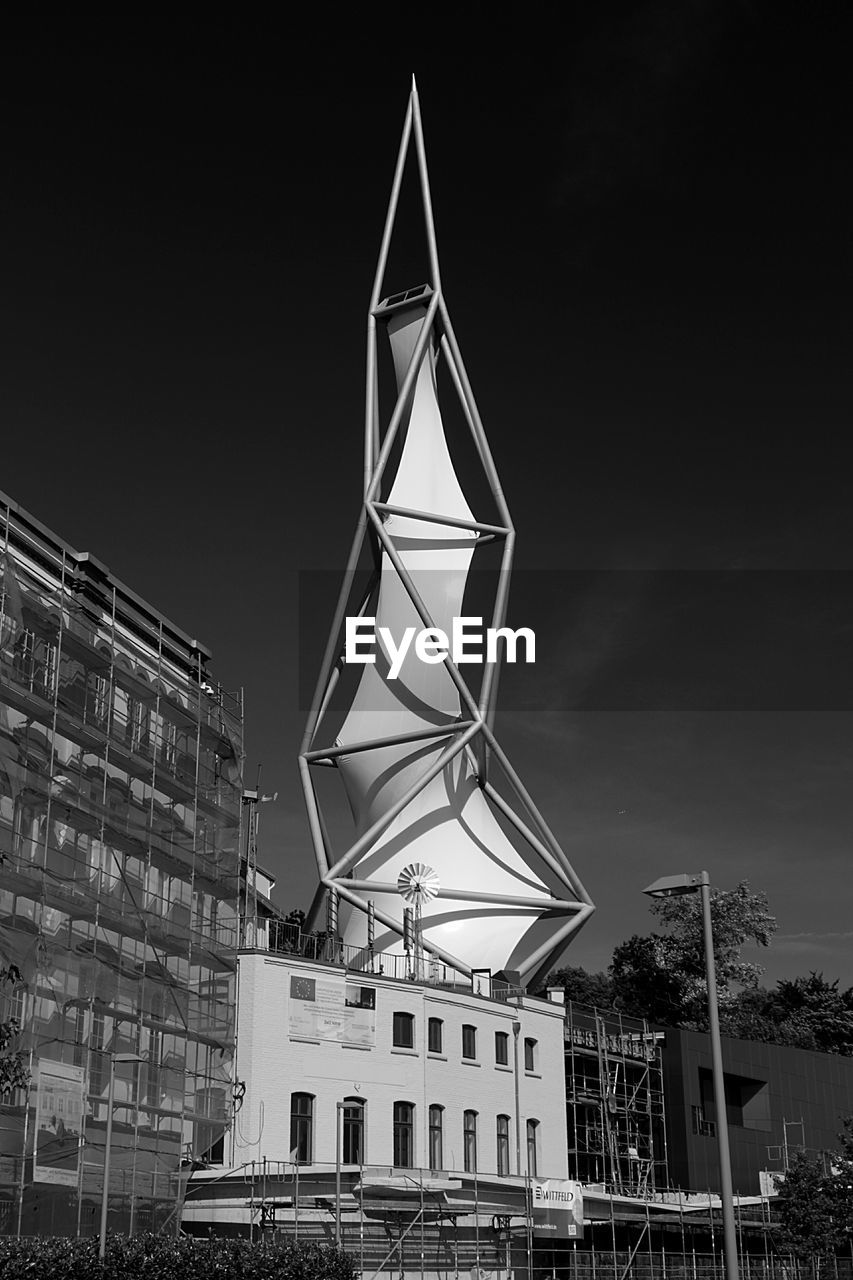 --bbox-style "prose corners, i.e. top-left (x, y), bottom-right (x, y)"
top-left (397, 863), bottom-right (440, 980)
